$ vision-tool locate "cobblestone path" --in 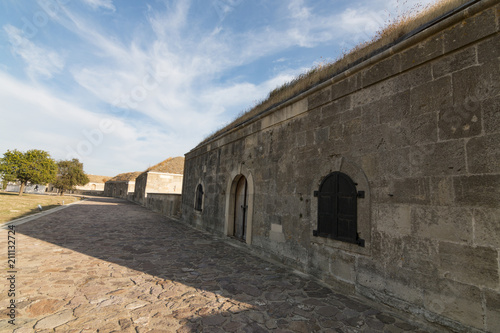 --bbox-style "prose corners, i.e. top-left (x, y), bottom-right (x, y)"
top-left (0, 197), bottom-right (429, 332)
